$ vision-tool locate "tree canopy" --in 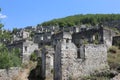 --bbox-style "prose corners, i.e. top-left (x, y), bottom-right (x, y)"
top-left (0, 44), bottom-right (21, 69)
top-left (40, 14), bottom-right (120, 27)
top-left (0, 9), bottom-right (21, 69)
